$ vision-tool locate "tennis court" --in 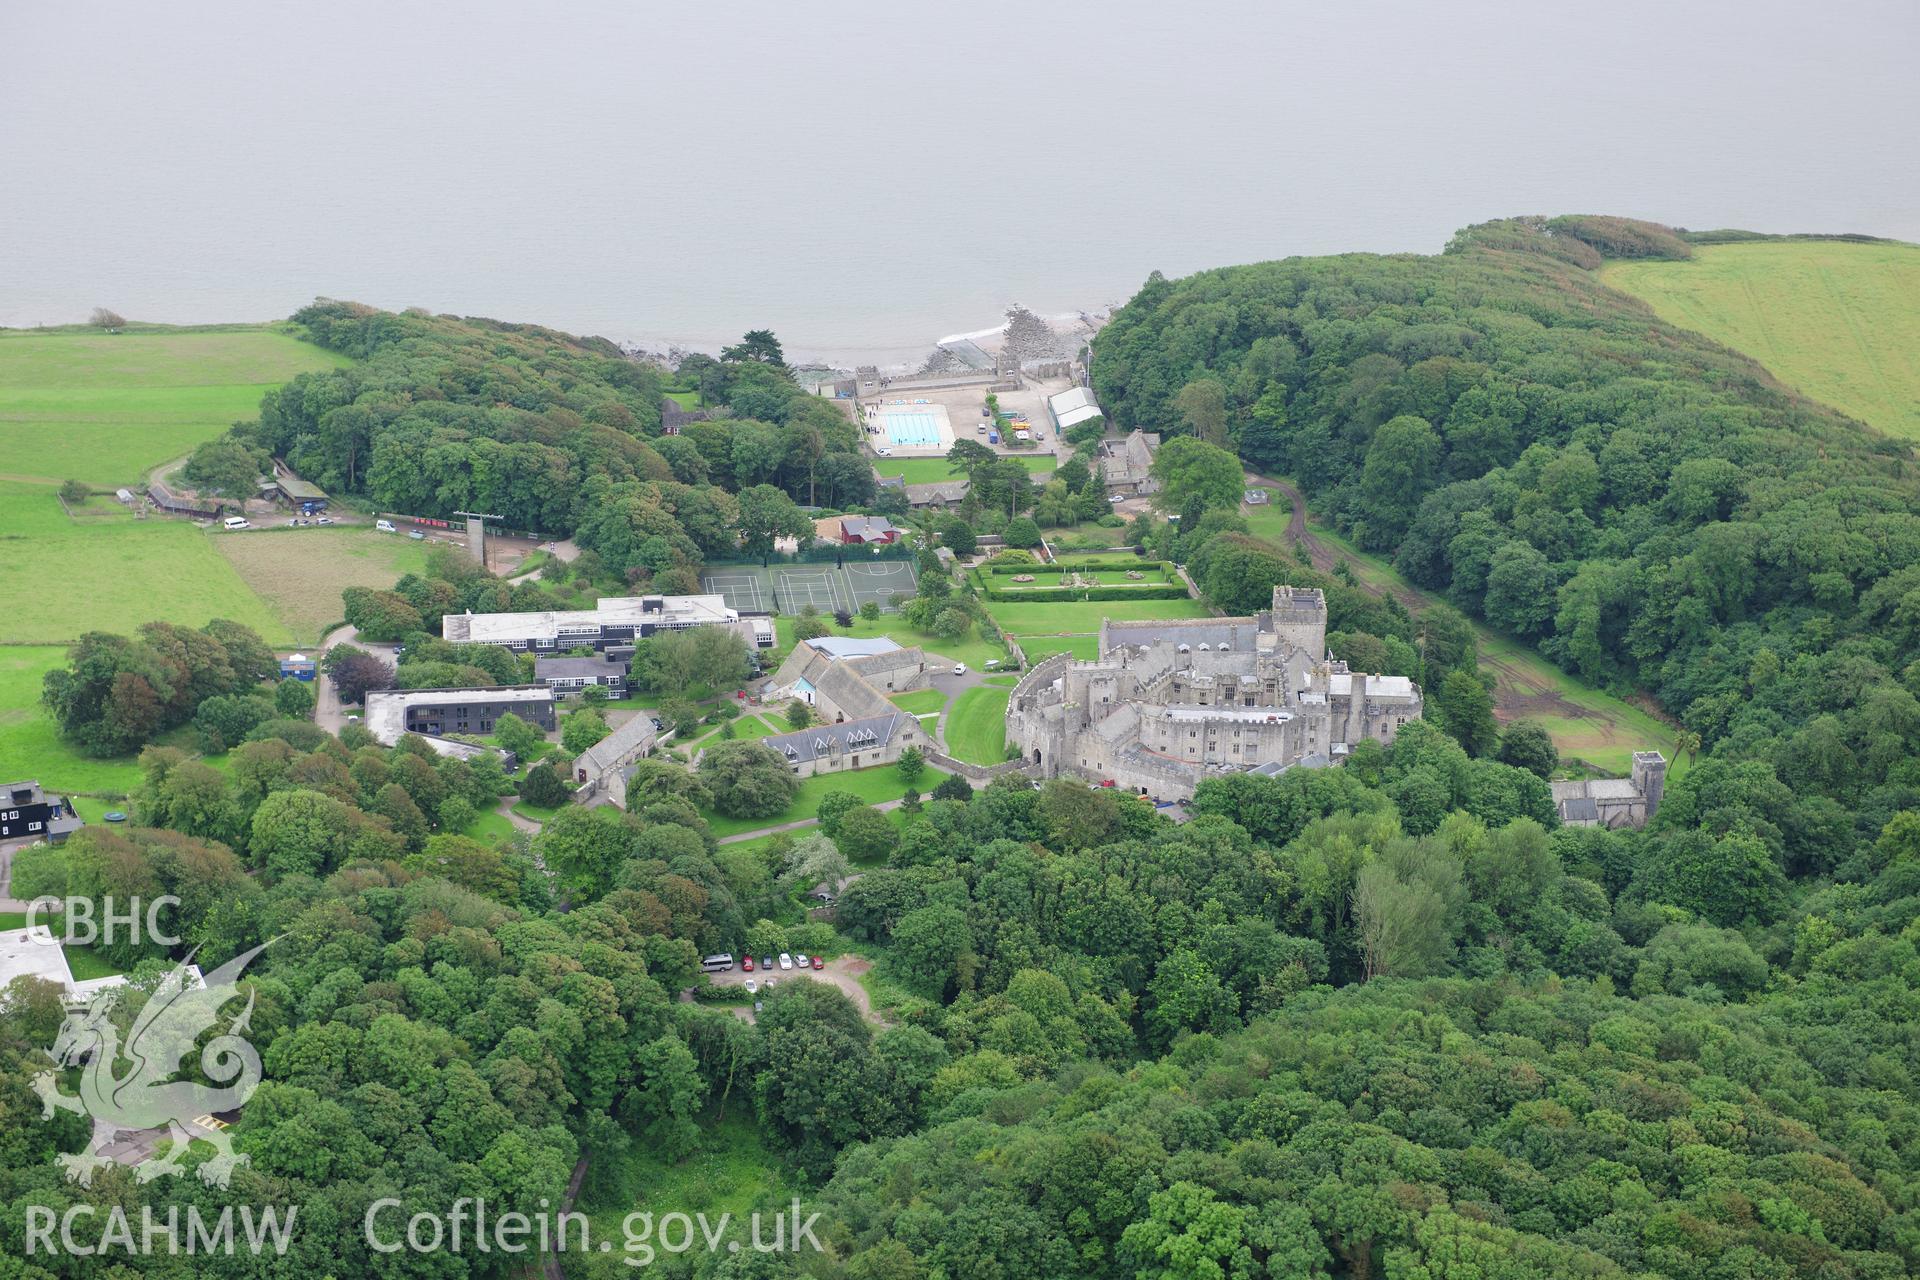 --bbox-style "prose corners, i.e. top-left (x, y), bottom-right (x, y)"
top-left (772, 565), bottom-right (846, 613)
top-left (844, 559), bottom-right (918, 609)
top-left (700, 566), bottom-right (775, 614)
top-left (700, 560), bottom-right (919, 615)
